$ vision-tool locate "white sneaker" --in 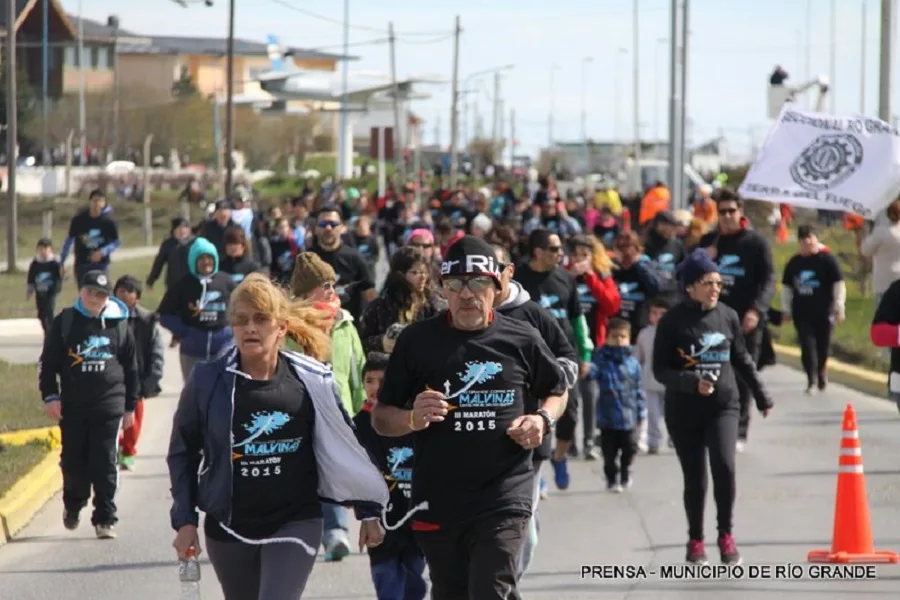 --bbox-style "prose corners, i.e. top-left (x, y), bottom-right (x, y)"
top-left (95, 524), bottom-right (117, 539)
top-left (735, 441), bottom-right (746, 453)
top-left (607, 483), bottom-right (623, 494)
